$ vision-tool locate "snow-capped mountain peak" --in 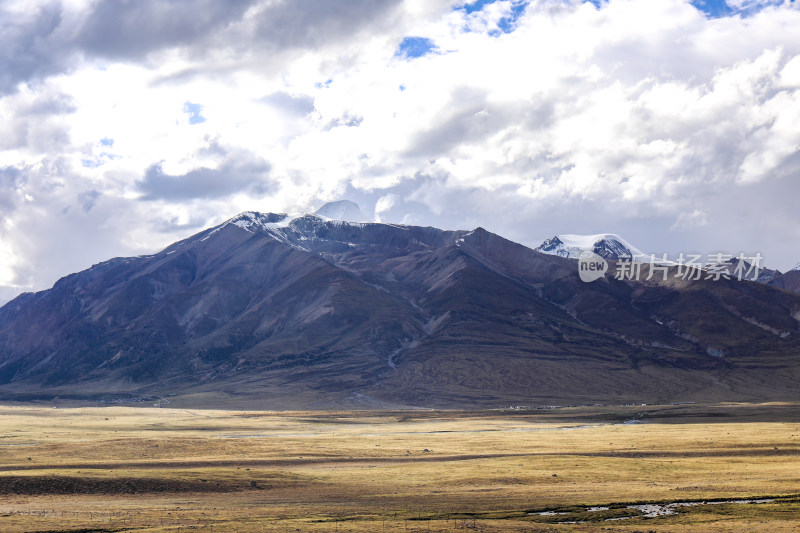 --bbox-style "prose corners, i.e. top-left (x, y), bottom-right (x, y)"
top-left (535, 233), bottom-right (646, 260)
top-left (228, 211), bottom-right (291, 231)
top-left (221, 200), bottom-right (367, 237)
